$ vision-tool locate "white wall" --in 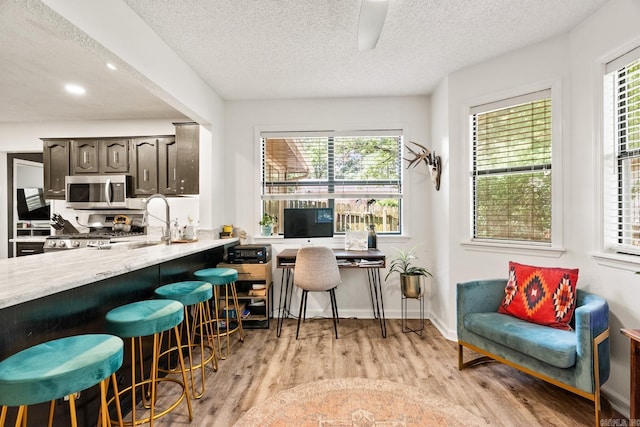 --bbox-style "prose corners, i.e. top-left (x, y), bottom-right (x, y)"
top-left (568, 0), bottom-right (640, 413)
top-left (444, 33), bottom-right (572, 332)
top-left (432, 0), bottom-right (640, 414)
top-left (224, 96), bottom-right (432, 319)
top-left (429, 76), bottom-right (453, 335)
